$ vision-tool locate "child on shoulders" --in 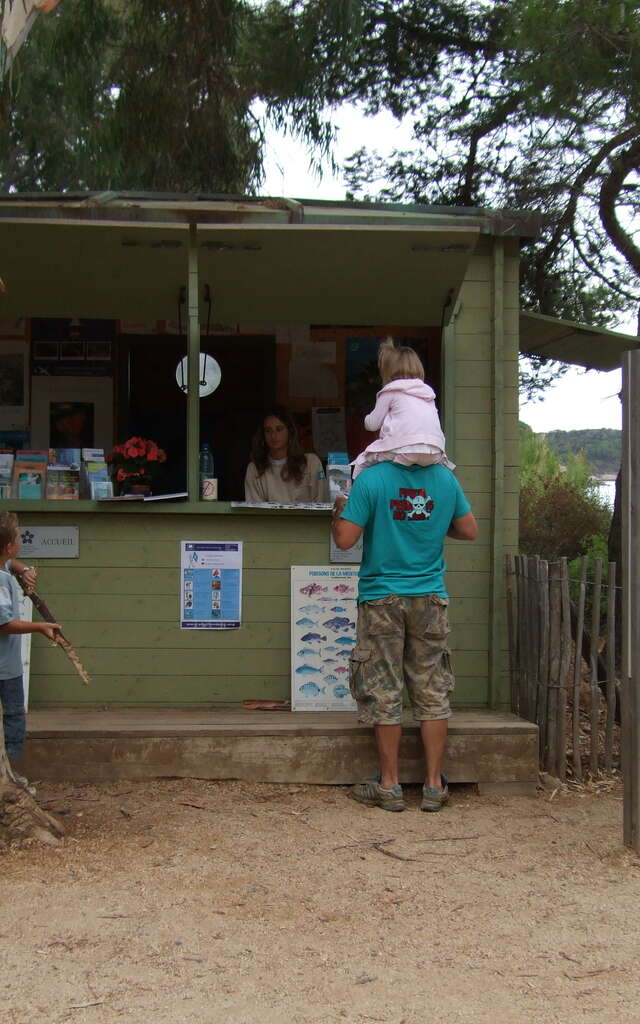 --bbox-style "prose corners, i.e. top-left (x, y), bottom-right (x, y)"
top-left (352, 337), bottom-right (454, 479)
